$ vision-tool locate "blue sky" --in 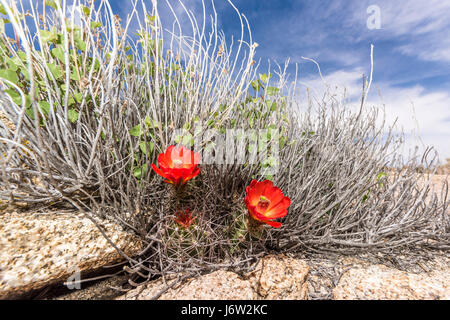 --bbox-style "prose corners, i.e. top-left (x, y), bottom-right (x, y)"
top-left (101, 1), bottom-right (450, 160)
